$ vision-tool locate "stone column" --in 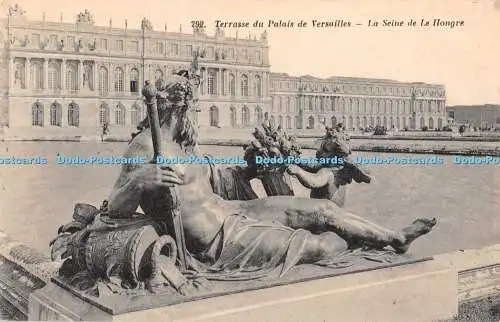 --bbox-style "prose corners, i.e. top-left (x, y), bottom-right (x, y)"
top-left (235, 70), bottom-right (240, 97)
top-left (124, 63), bottom-right (129, 94)
top-left (8, 57), bottom-right (14, 90)
top-left (61, 102), bottom-right (67, 127)
top-left (78, 60), bottom-right (84, 90)
top-left (93, 62), bottom-right (98, 92)
top-left (43, 58), bottom-right (49, 89)
top-left (61, 59), bottom-right (66, 90)
top-left (218, 68), bottom-right (222, 96)
top-left (223, 69), bottom-right (228, 96)
top-left (24, 57), bottom-right (30, 90)
top-left (108, 62), bottom-right (113, 93)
